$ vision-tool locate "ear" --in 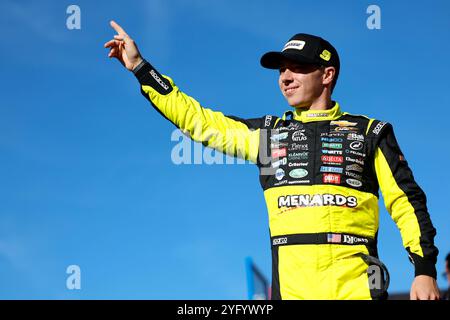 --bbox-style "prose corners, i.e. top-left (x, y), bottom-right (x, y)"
top-left (322, 66), bottom-right (336, 86)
